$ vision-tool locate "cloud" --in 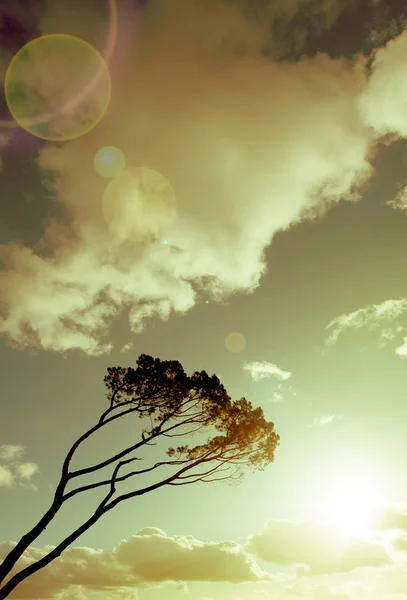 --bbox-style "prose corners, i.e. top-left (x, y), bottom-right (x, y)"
top-left (211, 0), bottom-right (353, 61)
top-left (358, 24), bottom-right (407, 138)
top-left (387, 183), bottom-right (407, 215)
top-left (325, 299), bottom-right (407, 348)
top-left (392, 534), bottom-right (407, 553)
top-left (120, 341), bottom-right (134, 354)
top-left (378, 326), bottom-right (404, 347)
top-left (393, 337), bottom-right (407, 358)
top-left (174, 581), bottom-right (188, 592)
top-left (277, 563), bottom-right (407, 599)
top-left (0, 444), bottom-right (25, 462)
top-left (245, 519), bottom-right (391, 574)
top-left (0, 465), bottom-right (15, 488)
top-left (367, 5), bottom-right (407, 52)
top-left (17, 462), bottom-right (40, 479)
top-left (0, 444), bottom-right (39, 488)
top-left (244, 361), bottom-right (294, 402)
top-left (0, 528), bottom-right (272, 599)
top-left (307, 414), bottom-right (341, 427)
top-left (0, 0), bottom-right (376, 355)
top-left (114, 528), bottom-right (272, 583)
top-left (373, 502), bottom-right (407, 532)
top-left (243, 361), bottom-right (292, 382)
top-left (279, 580), bottom-right (362, 600)
top-left (375, 564), bottom-right (407, 598)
